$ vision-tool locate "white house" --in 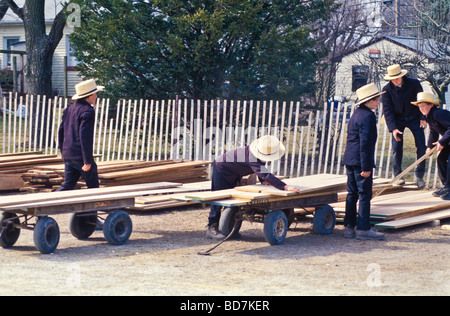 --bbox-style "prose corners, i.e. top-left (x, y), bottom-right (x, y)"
top-left (333, 36), bottom-right (449, 105)
top-left (0, 0), bottom-right (82, 97)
